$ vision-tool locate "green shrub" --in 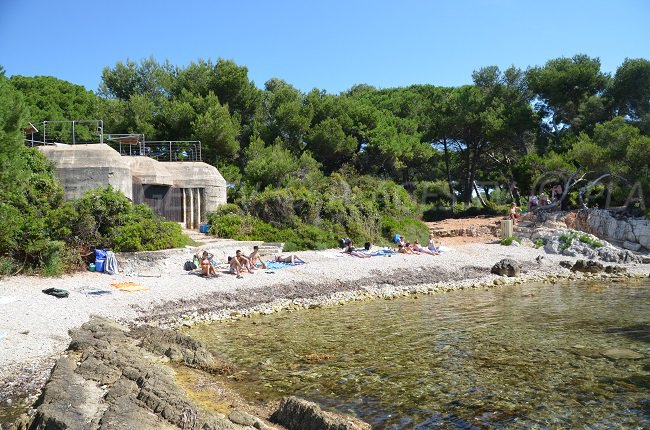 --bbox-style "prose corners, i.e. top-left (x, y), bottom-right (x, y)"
top-left (558, 232), bottom-right (576, 251)
top-left (578, 233), bottom-right (604, 248)
top-left (40, 241), bottom-right (65, 277)
top-left (213, 203), bottom-right (242, 216)
top-left (380, 215), bottom-right (430, 246)
top-left (0, 256), bottom-right (15, 277)
top-left (533, 238), bottom-right (546, 249)
top-left (500, 236), bottom-right (521, 246)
